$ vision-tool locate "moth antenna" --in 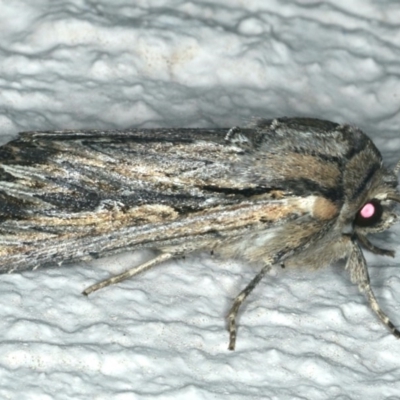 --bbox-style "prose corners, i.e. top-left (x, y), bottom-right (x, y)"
top-left (394, 160), bottom-right (400, 175)
top-left (388, 194), bottom-right (400, 204)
